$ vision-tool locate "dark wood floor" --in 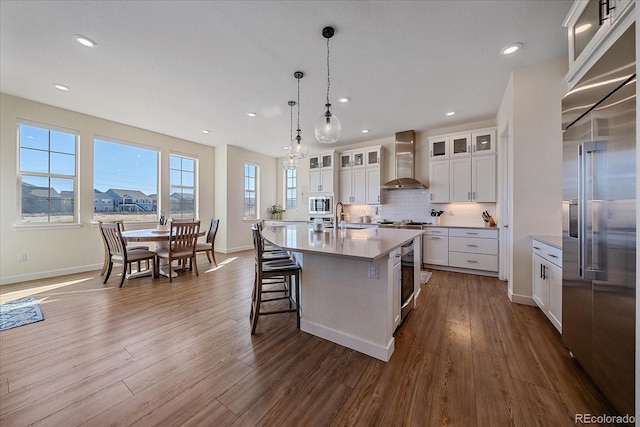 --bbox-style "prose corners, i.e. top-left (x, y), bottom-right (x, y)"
top-left (0, 251), bottom-right (615, 426)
